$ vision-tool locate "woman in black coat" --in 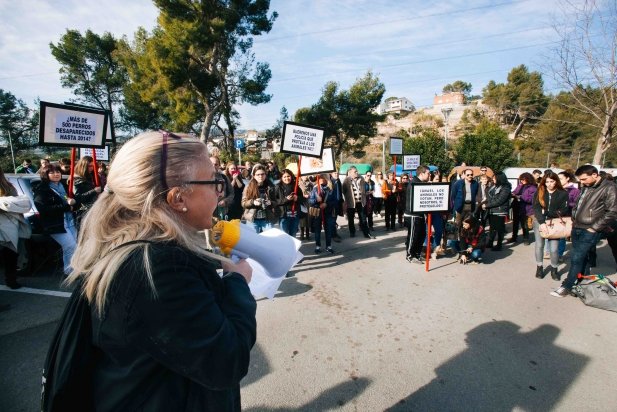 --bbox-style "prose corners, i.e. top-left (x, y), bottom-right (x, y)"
top-left (72, 155), bottom-right (101, 227)
top-left (34, 164), bottom-right (79, 275)
top-left (482, 171), bottom-right (512, 251)
top-left (532, 171), bottom-right (569, 280)
top-left (60, 132), bottom-right (255, 411)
